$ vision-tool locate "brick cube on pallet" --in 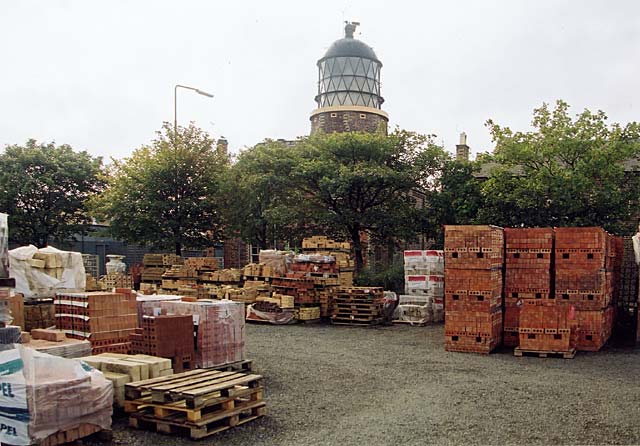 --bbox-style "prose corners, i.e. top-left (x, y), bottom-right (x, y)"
top-left (130, 314), bottom-right (196, 373)
top-left (55, 290), bottom-right (137, 354)
top-left (554, 227), bottom-right (618, 352)
top-left (518, 305), bottom-right (573, 352)
top-left (503, 228), bottom-right (554, 347)
top-left (154, 300), bottom-right (245, 369)
top-left (444, 225), bottom-right (504, 354)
